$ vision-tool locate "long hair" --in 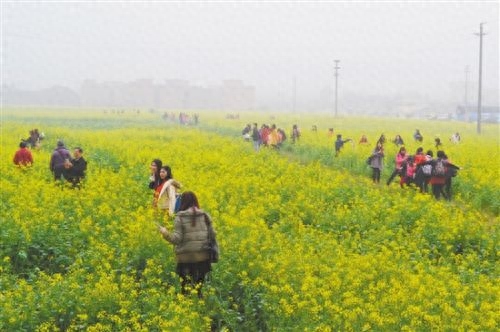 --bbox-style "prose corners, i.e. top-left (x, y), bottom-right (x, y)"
top-left (374, 142), bottom-right (383, 152)
top-left (161, 165), bottom-right (173, 181)
top-left (179, 191), bottom-right (200, 226)
top-left (152, 159), bottom-right (163, 188)
top-left (152, 159), bottom-right (162, 170)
